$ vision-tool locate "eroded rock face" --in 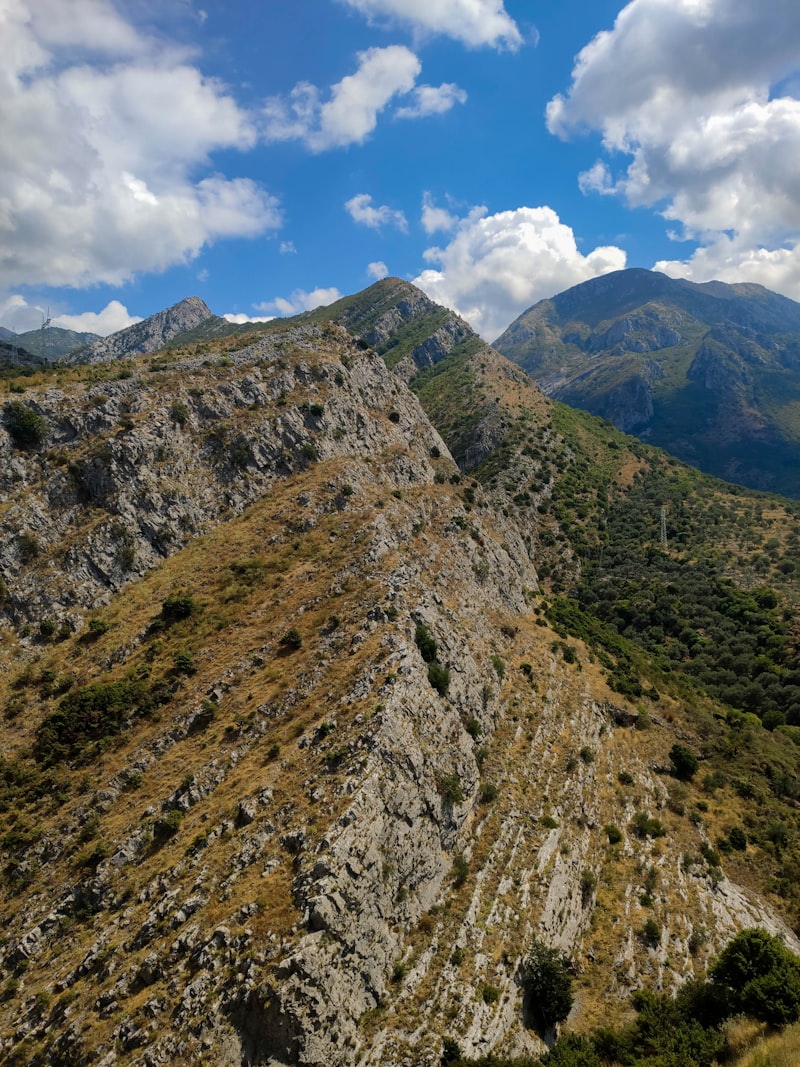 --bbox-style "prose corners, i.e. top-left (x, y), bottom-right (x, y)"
top-left (0, 323), bottom-right (452, 627)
